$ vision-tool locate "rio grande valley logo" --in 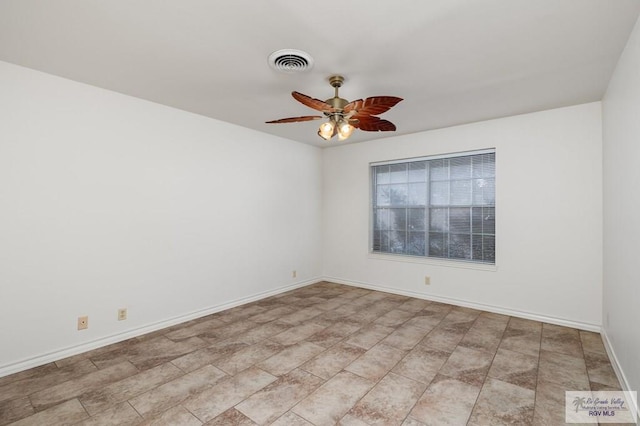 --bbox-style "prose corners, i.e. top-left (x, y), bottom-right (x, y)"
top-left (566, 391), bottom-right (637, 424)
